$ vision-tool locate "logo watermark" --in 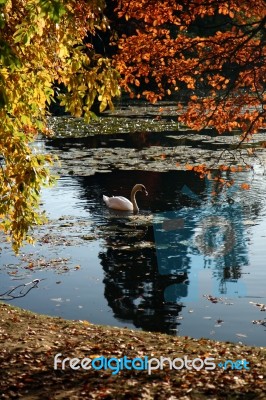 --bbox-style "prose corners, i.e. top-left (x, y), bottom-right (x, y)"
top-left (54, 353), bottom-right (250, 375)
